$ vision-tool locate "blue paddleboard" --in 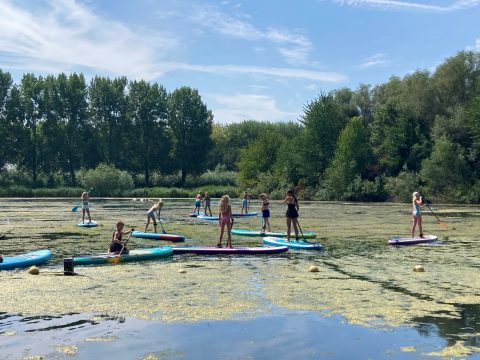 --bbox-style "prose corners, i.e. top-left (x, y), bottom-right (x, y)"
top-left (0, 250), bottom-right (52, 270)
top-left (77, 220), bottom-right (98, 227)
top-left (263, 237), bottom-right (323, 251)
